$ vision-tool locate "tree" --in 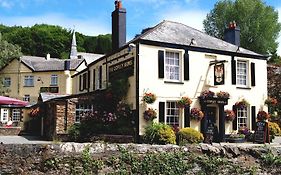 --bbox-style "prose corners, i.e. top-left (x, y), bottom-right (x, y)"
top-left (203, 0), bottom-right (281, 55)
top-left (0, 33), bottom-right (22, 68)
